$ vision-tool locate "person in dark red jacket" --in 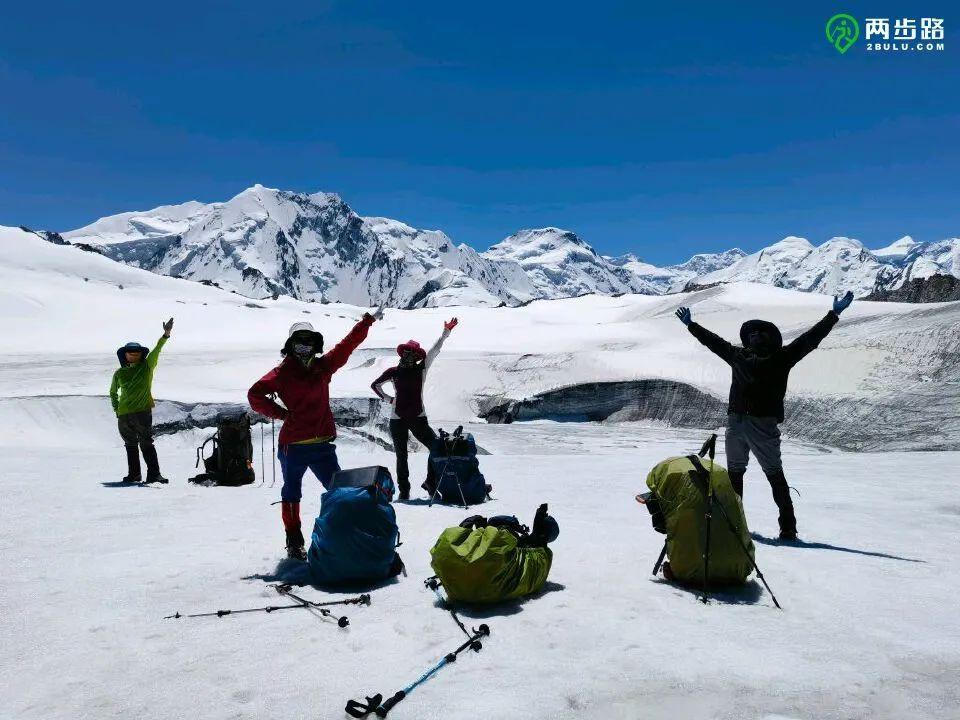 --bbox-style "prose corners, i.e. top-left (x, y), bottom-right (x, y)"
top-left (371, 318), bottom-right (457, 500)
top-left (248, 310), bottom-right (381, 559)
